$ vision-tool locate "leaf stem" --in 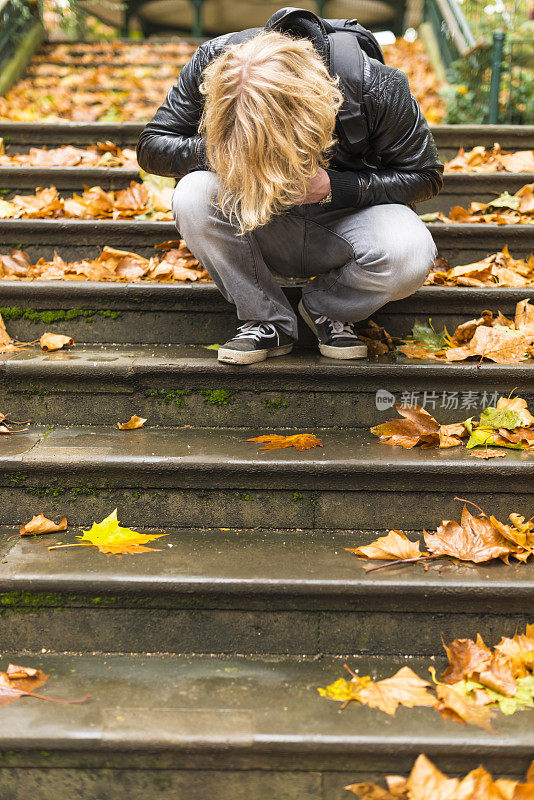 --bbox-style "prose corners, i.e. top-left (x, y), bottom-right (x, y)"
top-left (454, 496), bottom-right (487, 515)
top-left (364, 554), bottom-right (440, 573)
